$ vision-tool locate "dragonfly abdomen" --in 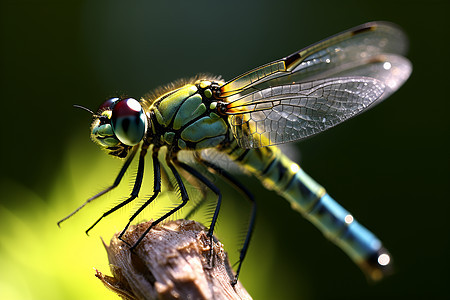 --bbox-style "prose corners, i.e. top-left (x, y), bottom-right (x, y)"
top-left (225, 141), bottom-right (390, 280)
